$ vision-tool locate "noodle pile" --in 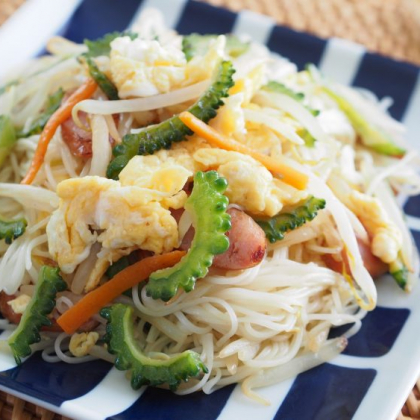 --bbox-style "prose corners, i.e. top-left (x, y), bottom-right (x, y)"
top-left (0, 8), bottom-right (419, 403)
